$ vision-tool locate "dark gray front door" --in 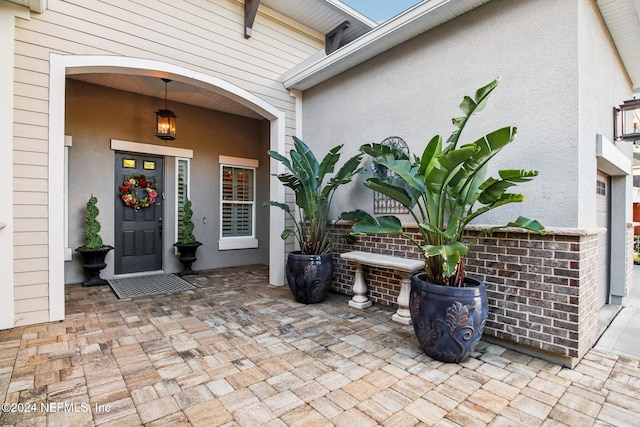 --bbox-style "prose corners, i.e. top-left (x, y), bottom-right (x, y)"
top-left (115, 152), bottom-right (163, 274)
